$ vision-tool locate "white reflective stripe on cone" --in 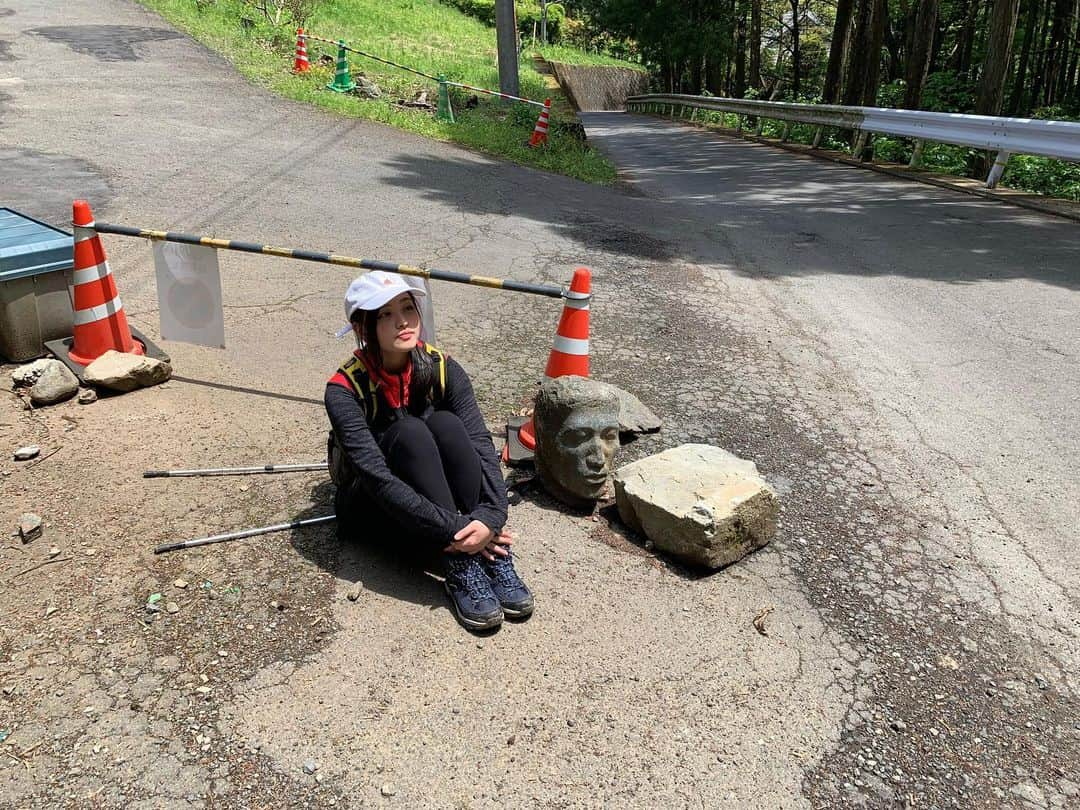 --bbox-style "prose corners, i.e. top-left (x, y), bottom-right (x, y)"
top-left (73, 225), bottom-right (97, 243)
top-left (551, 335), bottom-right (588, 355)
top-left (71, 260), bottom-right (113, 286)
top-left (73, 295), bottom-right (124, 326)
top-left (562, 297), bottom-right (589, 310)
